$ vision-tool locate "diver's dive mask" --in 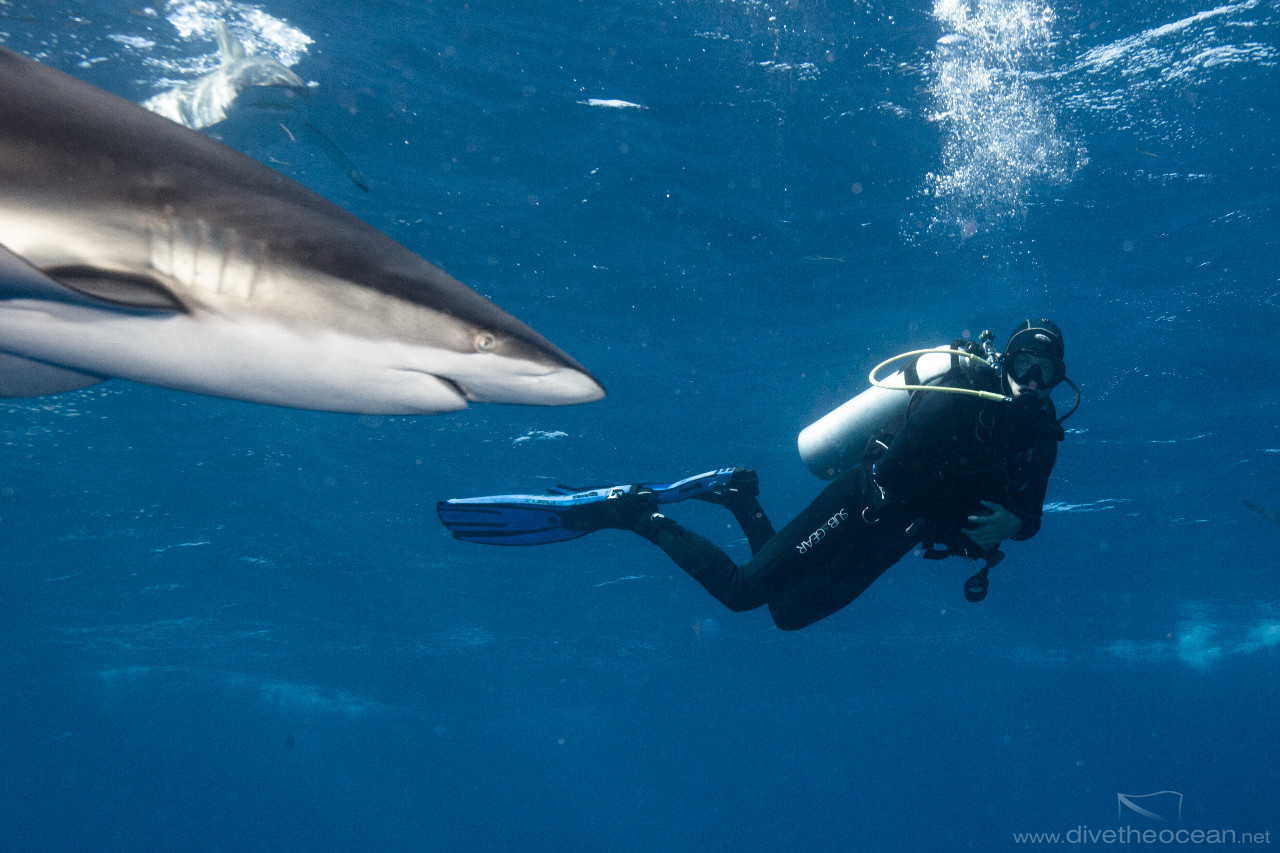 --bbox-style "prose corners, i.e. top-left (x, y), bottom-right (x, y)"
top-left (1007, 351), bottom-right (1065, 391)
top-left (1002, 319), bottom-right (1067, 393)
